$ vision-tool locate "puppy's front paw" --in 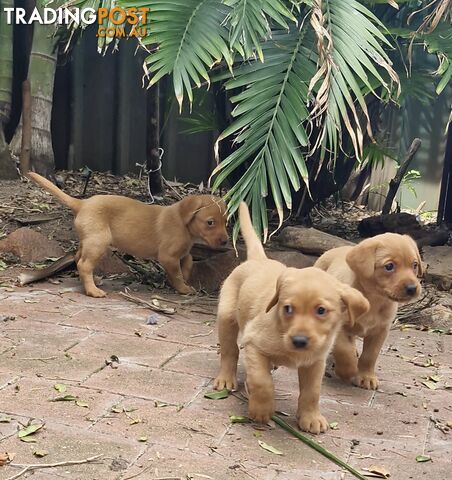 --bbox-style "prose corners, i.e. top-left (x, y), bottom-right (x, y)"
top-left (248, 400), bottom-right (274, 424)
top-left (352, 372), bottom-right (378, 390)
top-left (86, 287), bottom-right (107, 298)
top-left (213, 372), bottom-right (237, 391)
top-left (297, 411), bottom-right (328, 434)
